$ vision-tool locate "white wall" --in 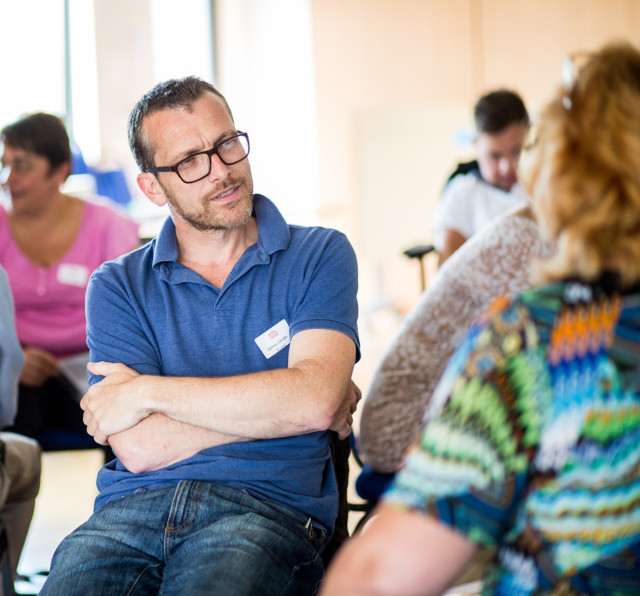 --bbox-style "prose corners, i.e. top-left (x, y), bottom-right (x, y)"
top-left (214, 0), bottom-right (320, 224)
